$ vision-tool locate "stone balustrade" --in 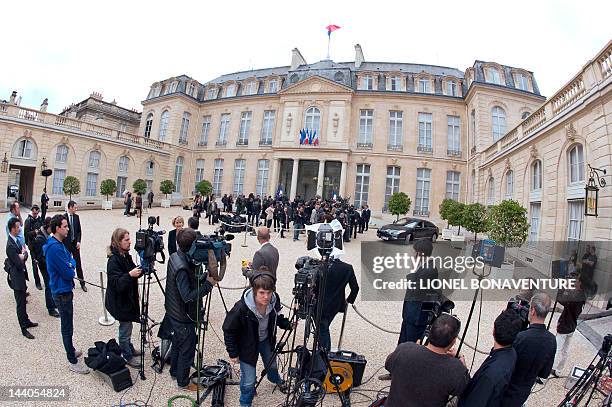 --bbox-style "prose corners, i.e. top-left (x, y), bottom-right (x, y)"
top-left (551, 75), bottom-right (585, 115)
top-left (0, 102), bottom-right (167, 152)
